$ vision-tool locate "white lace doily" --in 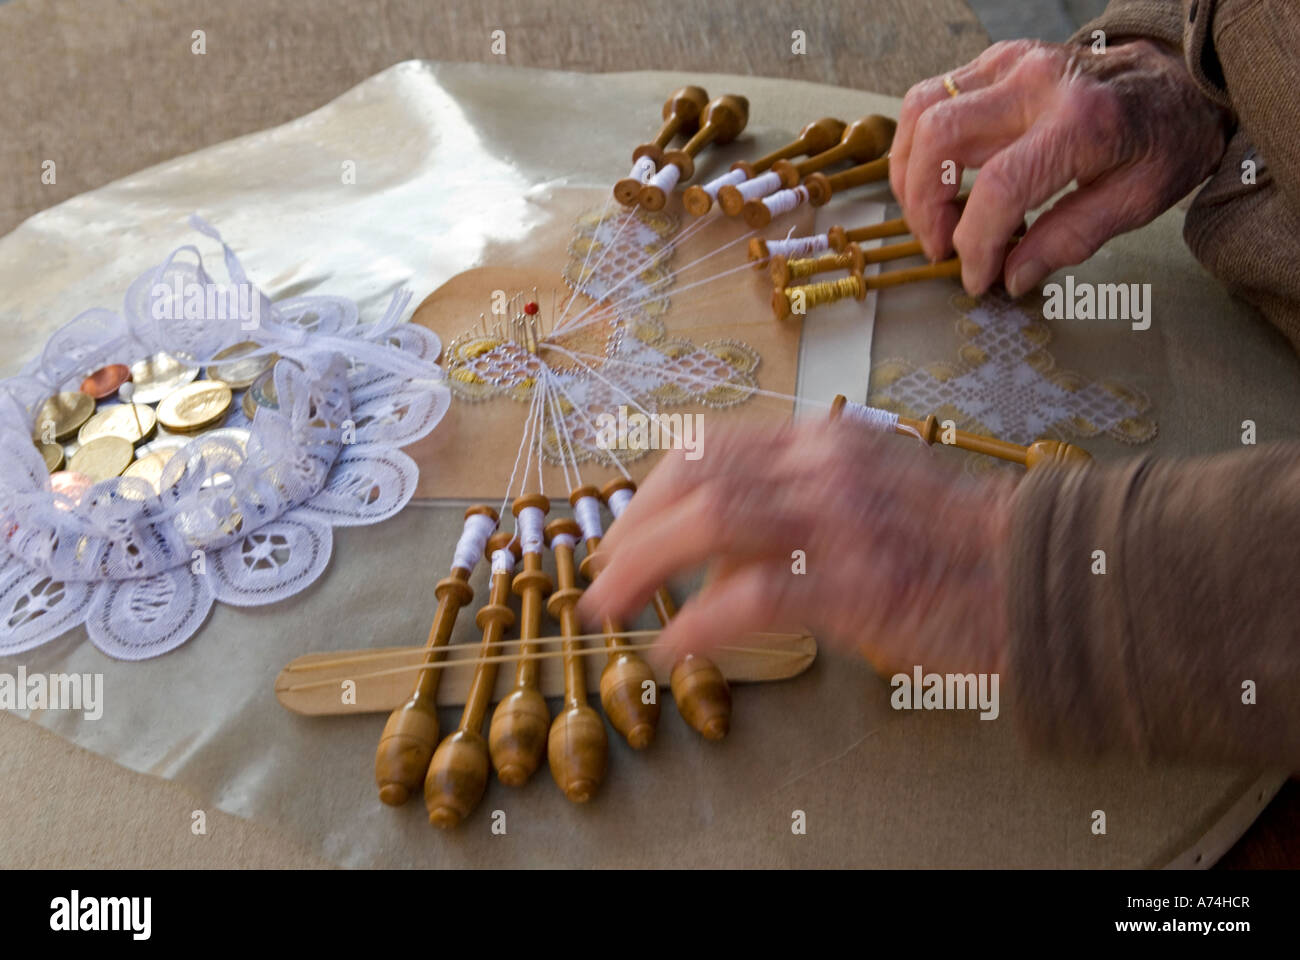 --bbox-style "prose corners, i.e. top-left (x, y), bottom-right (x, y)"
top-left (0, 217), bottom-right (449, 660)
